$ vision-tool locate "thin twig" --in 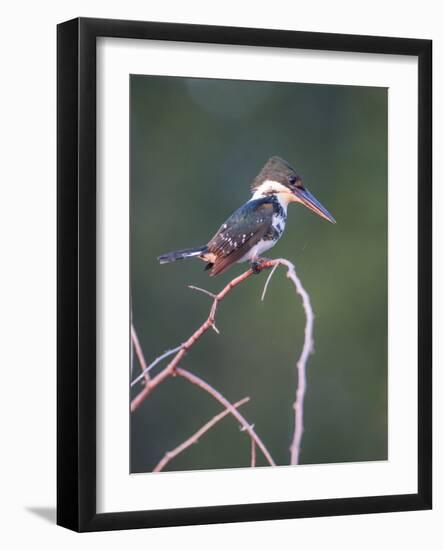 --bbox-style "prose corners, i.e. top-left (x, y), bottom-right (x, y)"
top-left (175, 367), bottom-right (276, 466)
top-left (131, 328), bottom-right (134, 376)
top-left (153, 397), bottom-right (250, 472)
top-left (131, 310), bottom-right (134, 375)
top-left (272, 259), bottom-right (315, 465)
top-left (188, 285), bottom-right (221, 334)
top-left (130, 345), bottom-right (182, 388)
top-left (131, 325), bottom-right (150, 384)
top-left (250, 439), bottom-right (256, 467)
top-left (188, 285), bottom-right (217, 299)
top-left (261, 262), bottom-right (279, 301)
